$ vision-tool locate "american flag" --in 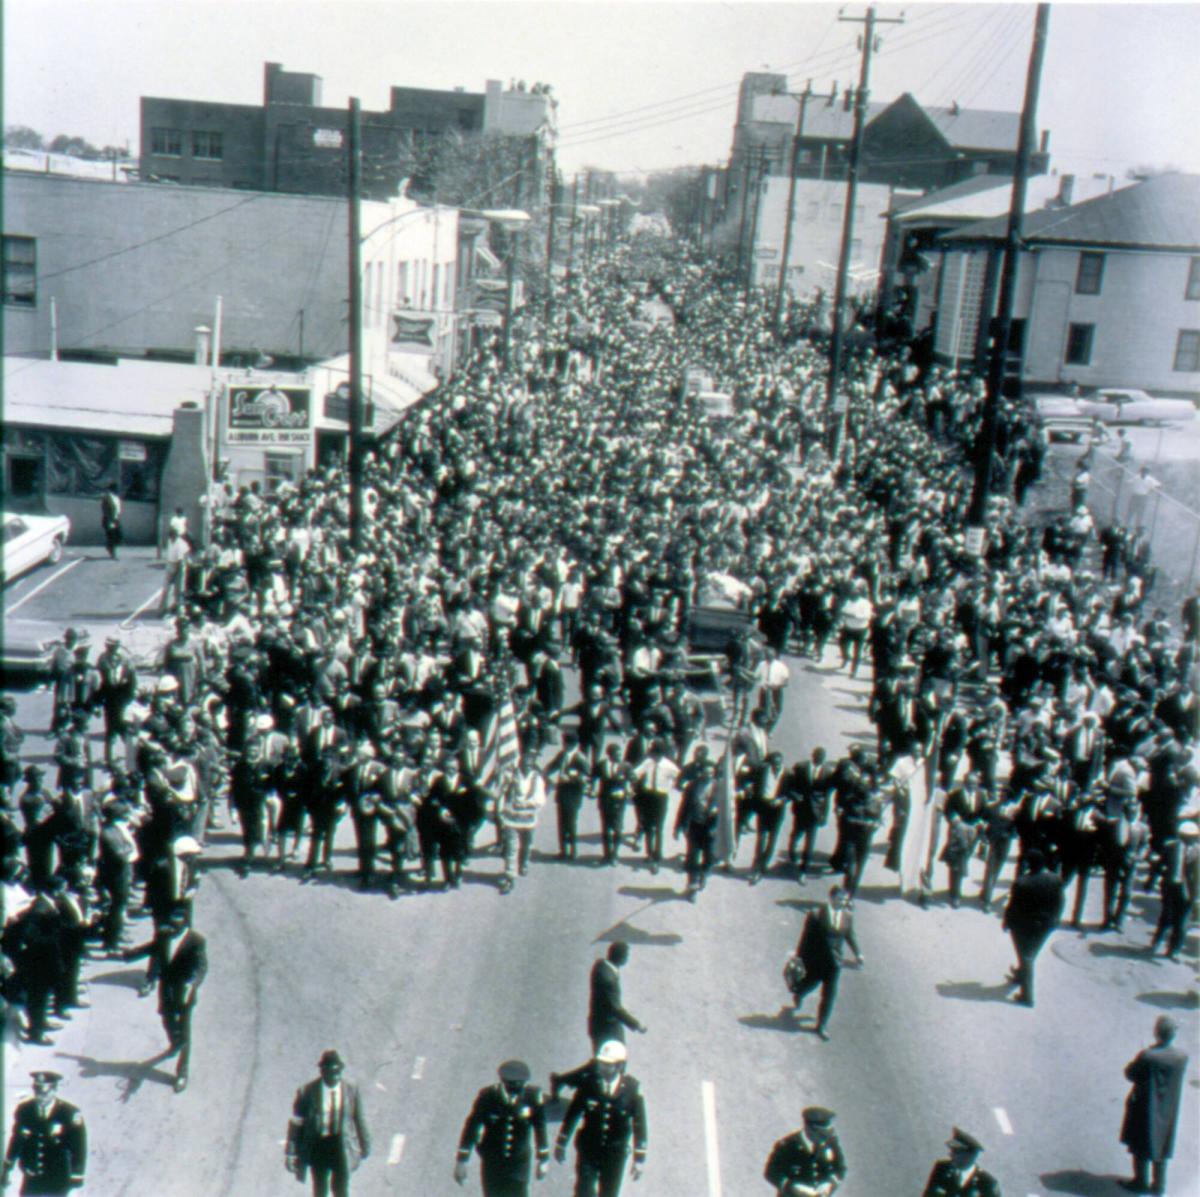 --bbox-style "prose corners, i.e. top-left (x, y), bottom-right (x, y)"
top-left (479, 693), bottom-right (521, 792)
top-left (712, 743), bottom-right (737, 865)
